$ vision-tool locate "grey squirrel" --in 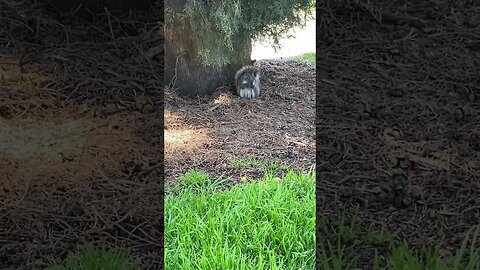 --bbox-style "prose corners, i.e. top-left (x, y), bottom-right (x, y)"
top-left (234, 65), bottom-right (261, 99)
